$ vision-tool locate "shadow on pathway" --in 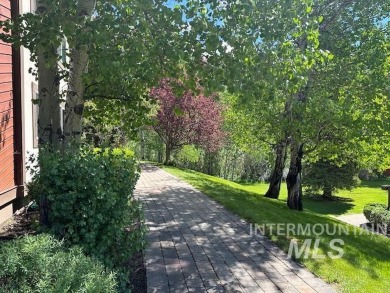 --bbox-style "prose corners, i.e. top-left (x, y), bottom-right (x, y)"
top-left (135, 164), bottom-right (336, 293)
